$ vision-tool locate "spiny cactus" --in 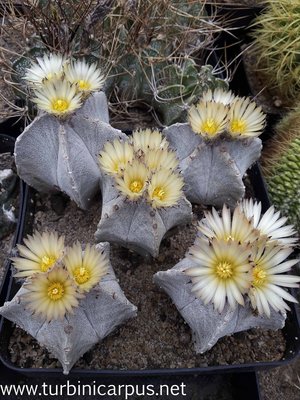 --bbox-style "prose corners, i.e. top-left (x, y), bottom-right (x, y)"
top-left (0, 239), bottom-right (137, 375)
top-left (250, 1), bottom-right (300, 107)
top-left (99, 0), bottom-right (227, 126)
top-left (95, 129), bottom-right (192, 257)
top-left (163, 89), bottom-right (265, 207)
top-left (262, 106), bottom-right (300, 231)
